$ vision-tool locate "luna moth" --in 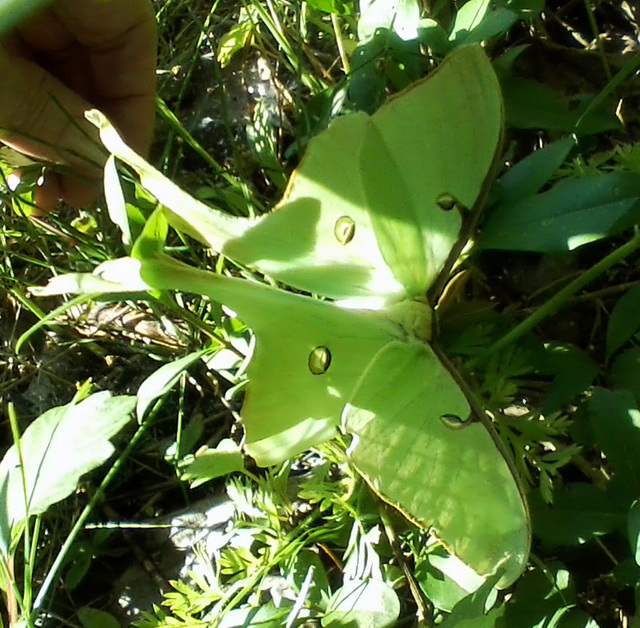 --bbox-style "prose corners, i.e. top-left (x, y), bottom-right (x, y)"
top-left (38, 44), bottom-right (530, 586)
